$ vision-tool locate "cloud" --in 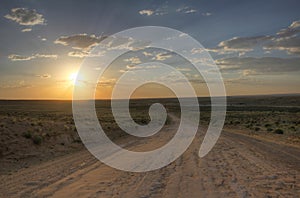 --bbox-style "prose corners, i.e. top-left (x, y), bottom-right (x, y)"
top-left (0, 81), bottom-right (32, 89)
top-left (8, 53), bottom-right (57, 61)
top-left (191, 48), bottom-right (206, 54)
top-left (4, 8), bottom-right (46, 26)
top-left (36, 74), bottom-right (51, 79)
top-left (8, 54), bottom-right (35, 61)
top-left (97, 78), bottom-right (116, 87)
top-left (202, 12), bottom-right (212, 16)
top-left (120, 64), bottom-right (159, 73)
top-left (143, 51), bottom-right (153, 57)
top-left (276, 20), bottom-right (300, 37)
top-left (139, 5), bottom-right (168, 16)
top-left (139, 10), bottom-right (154, 16)
top-left (34, 54), bottom-right (57, 59)
top-left (21, 28), bottom-right (32, 32)
top-left (176, 6), bottom-right (197, 14)
top-left (152, 52), bottom-right (172, 61)
top-left (55, 34), bottom-right (152, 57)
top-left (263, 20), bottom-right (300, 55)
top-left (54, 34), bottom-right (107, 51)
top-left (68, 50), bottom-right (105, 58)
top-left (216, 57), bottom-right (300, 75)
top-left (209, 36), bottom-right (272, 55)
top-left (209, 20), bottom-right (300, 56)
top-left (124, 57), bottom-right (141, 64)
